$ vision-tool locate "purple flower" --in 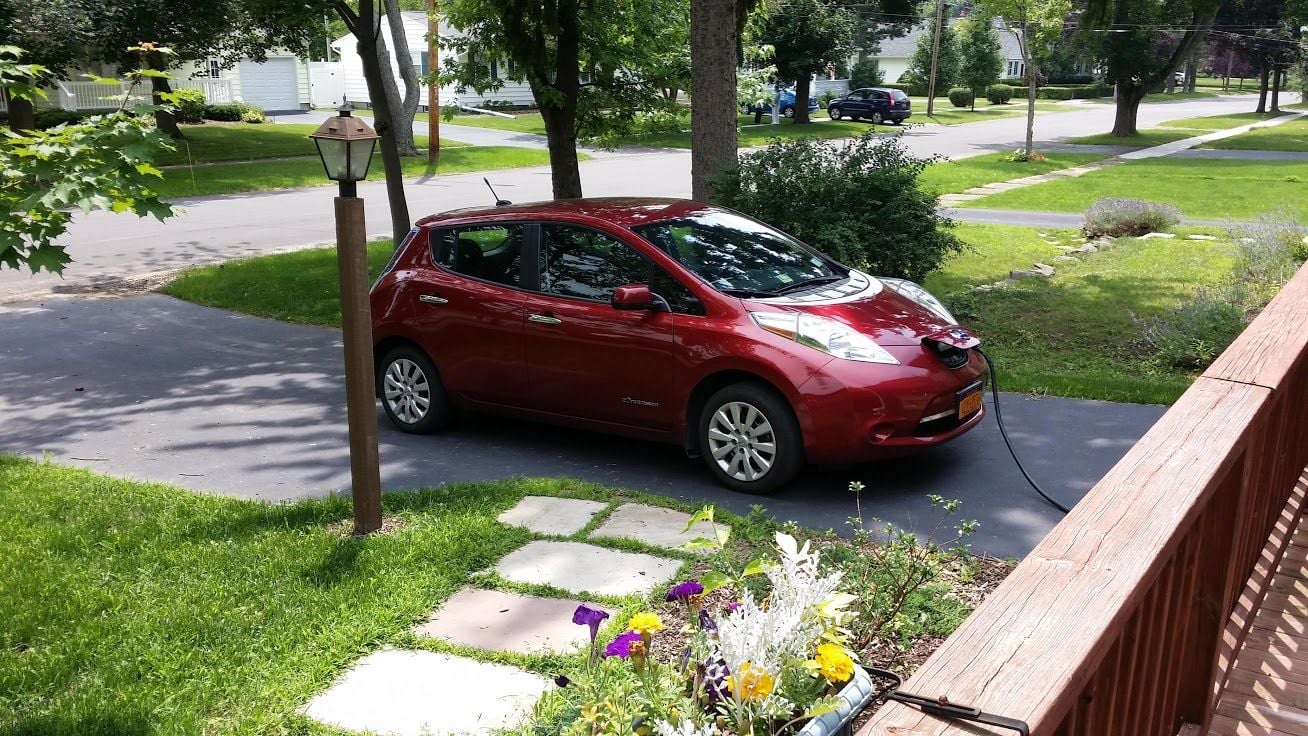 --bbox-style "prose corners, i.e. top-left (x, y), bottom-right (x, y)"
top-left (665, 579), bottom-right (704, 602)
top-left (698, 608), bottom-right (718, 633)
top-left (571, 604), bottom-right (609, 642)
top-left (604, 630), bottom-right (643, 659)
top-left (725, 601), bottom-right (742, 614)
top-left (554, 675), bottom-right (571, 688)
